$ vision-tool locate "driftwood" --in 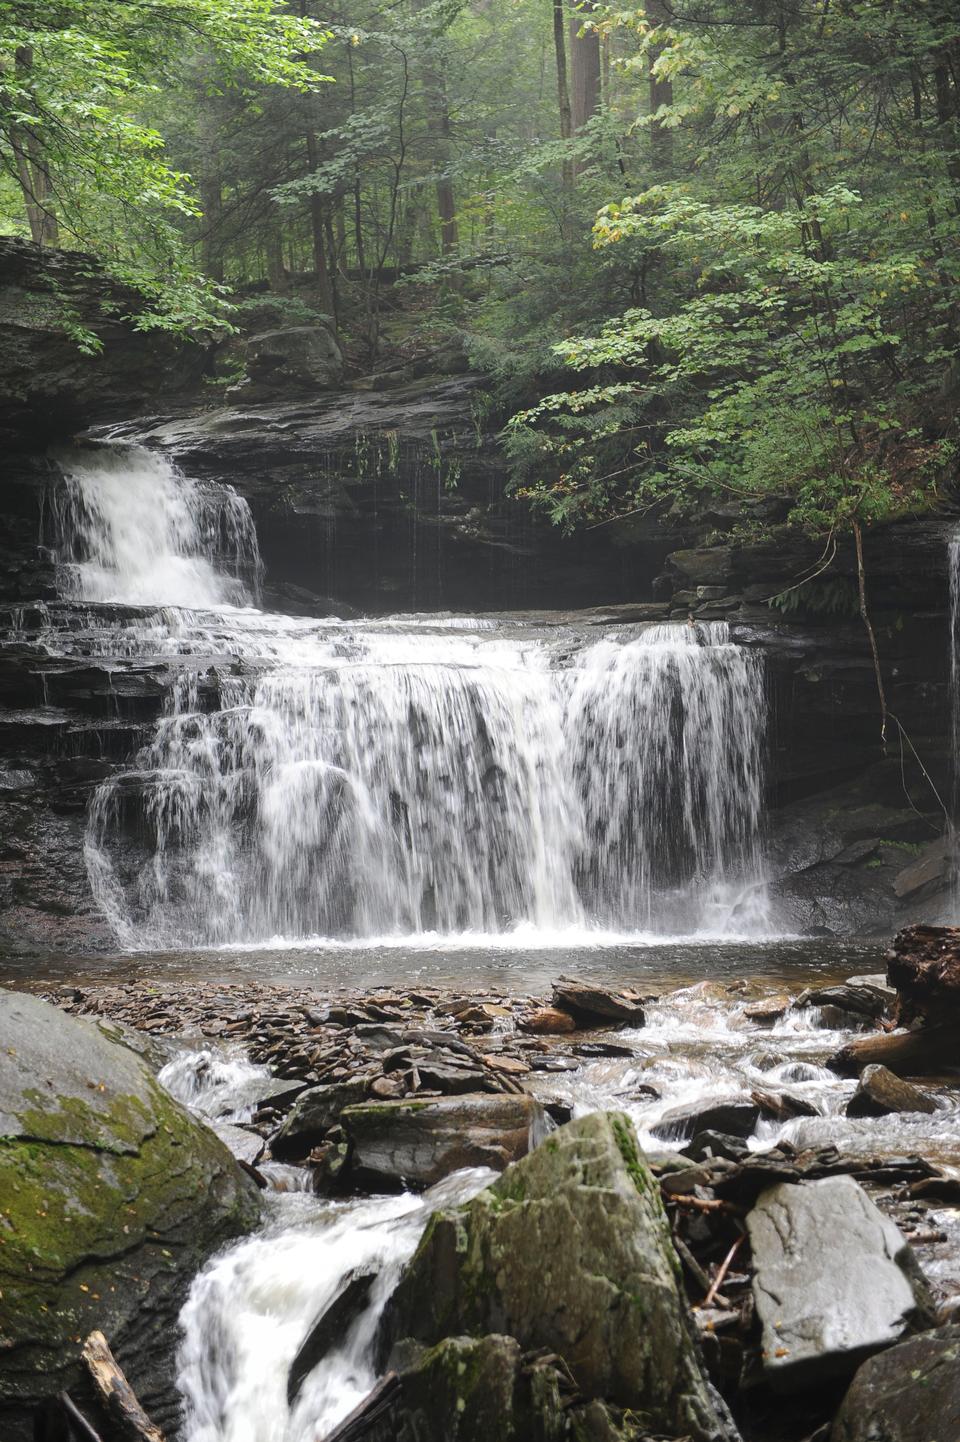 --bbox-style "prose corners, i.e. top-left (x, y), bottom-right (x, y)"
top-left (323, 1371), bottom-right (401, 1442)
top-left (81, 1331), bottom-right (165, 1442)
